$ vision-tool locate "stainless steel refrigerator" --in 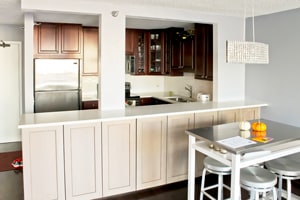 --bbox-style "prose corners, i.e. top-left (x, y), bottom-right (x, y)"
top-left (34, 59), bottom-right (81, 113)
